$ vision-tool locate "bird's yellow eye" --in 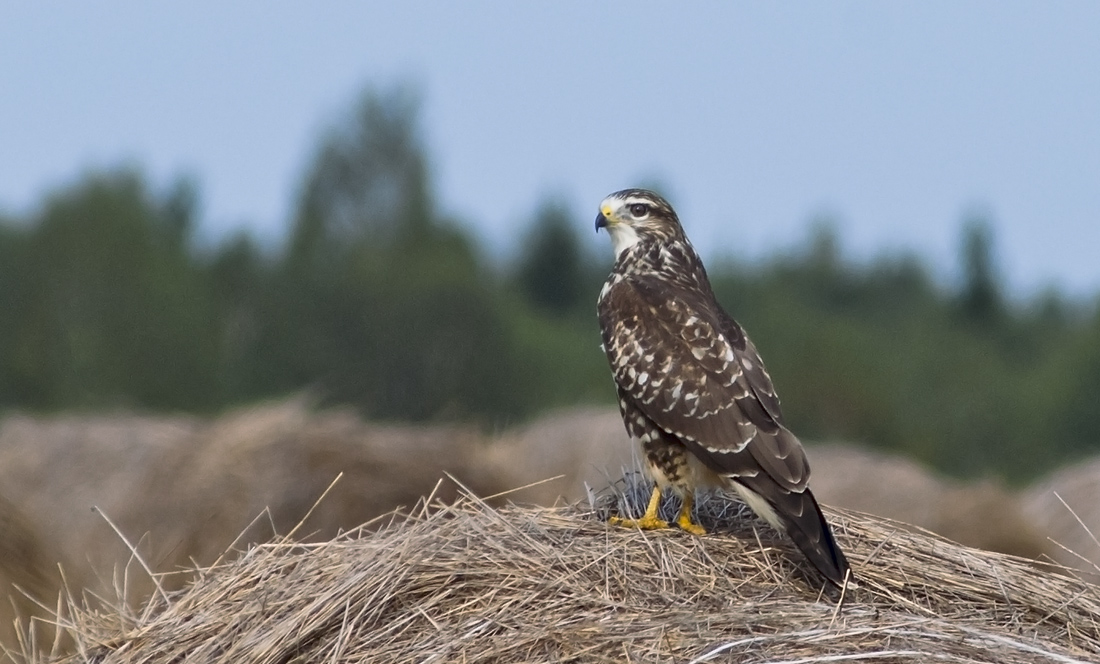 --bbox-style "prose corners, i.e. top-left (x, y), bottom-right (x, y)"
top-left (629, 203), bottom-right (650, 218)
